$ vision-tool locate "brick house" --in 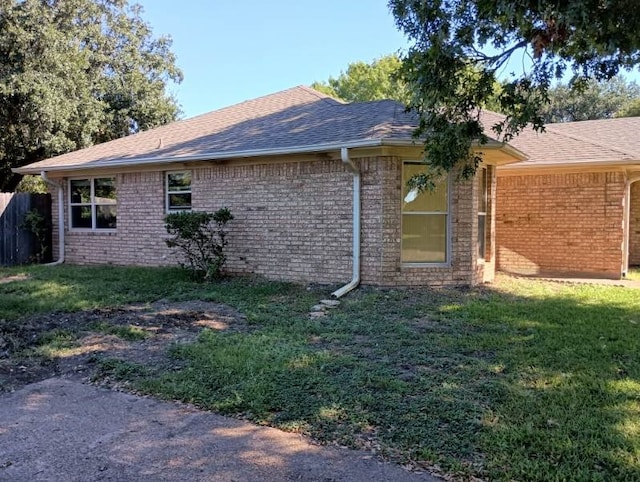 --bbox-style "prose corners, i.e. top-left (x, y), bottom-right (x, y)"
top-left (496, 117), bottom-right (640, 279)
top-left (14, 87), bottom-right (522, 293)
